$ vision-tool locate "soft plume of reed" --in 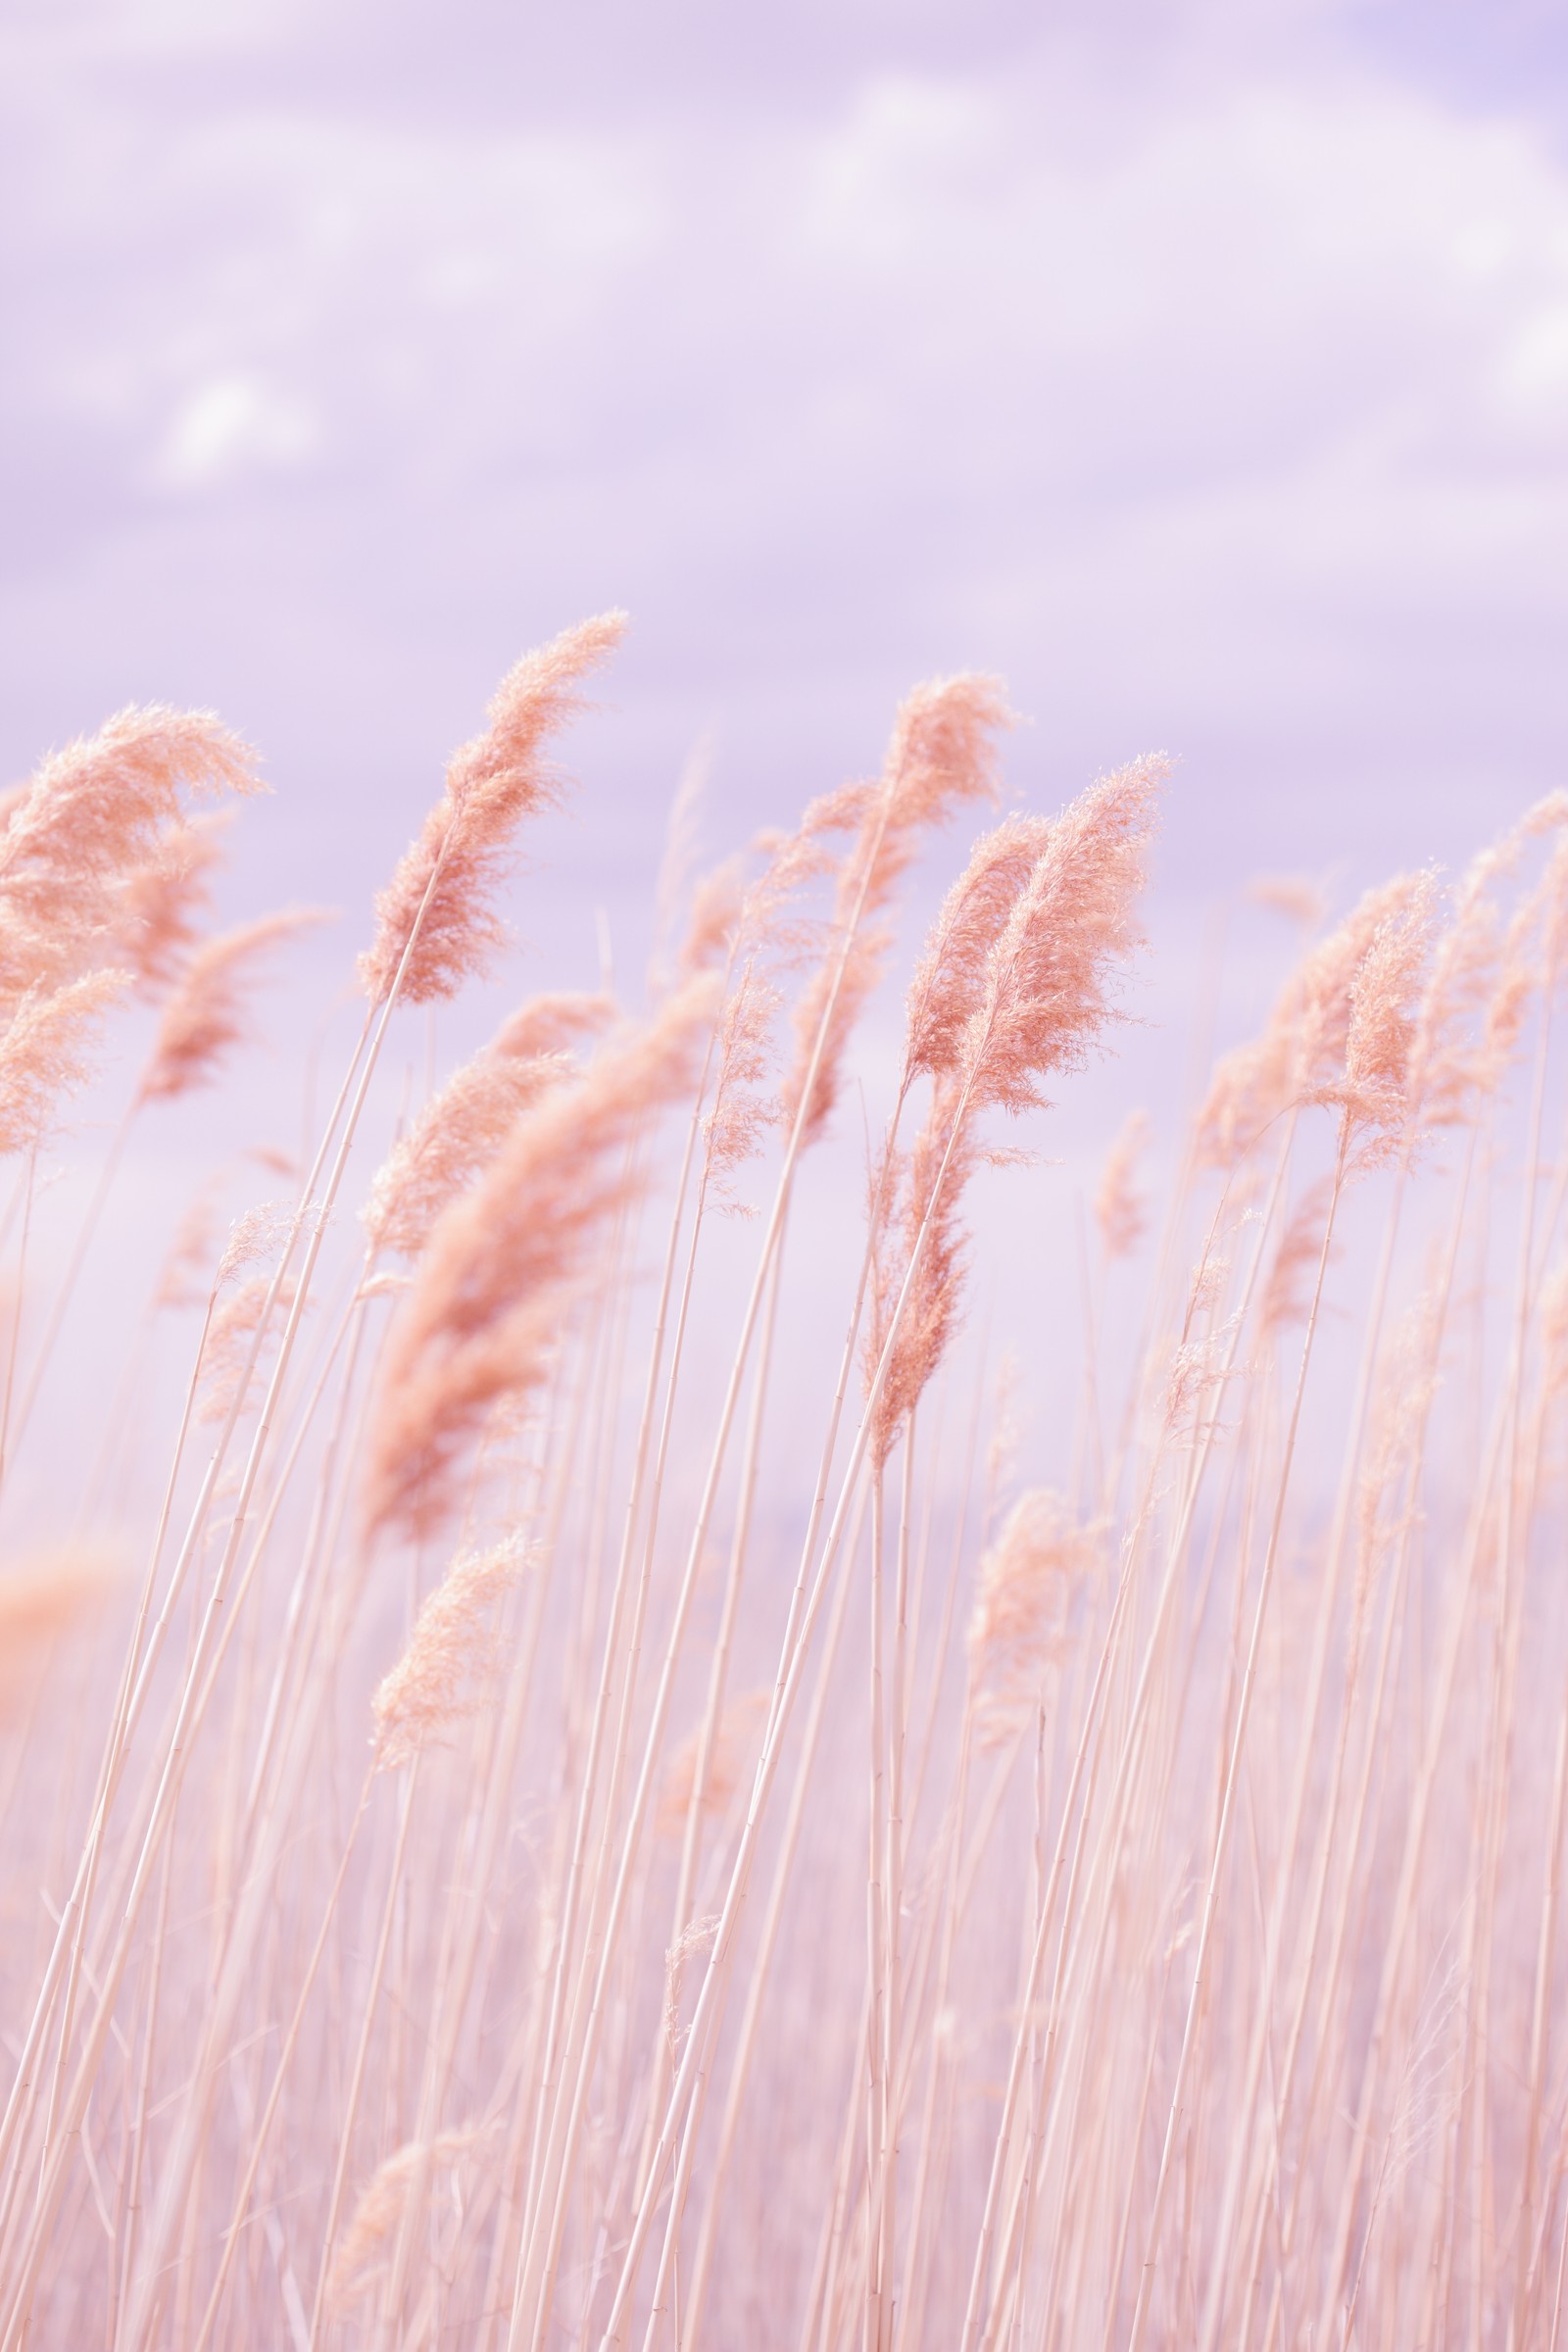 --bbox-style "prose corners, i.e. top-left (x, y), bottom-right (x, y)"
top-left (358, 612), bottom-right (625, 1005)
top-left (0, 969), bottom-right (129, 1157)
top-left (0, 706), bottom-right (261, 1014)
top-left (154, 1182), bottom-right (222, 1311)
top-left (902, 812), bottom-right (1051, 1089)
top-left (1260, 1174), bottom-right (1336, 1336)
top-left (966, 1489), bottom-right (1102, 1745)
top-left (363, 972), bottom-right (719, 1538)
top-left (0, 1545), bottom-right (119, 1708)
top-left (196, 1271), bottom-right (299, 1424)
top-left (1095, 1106), bottom-right (1152, 1260)
top-left (1197, 866), bottom-right (1435, 1166)
top-left (1246, 872), bottom-right (1327, 927)
top-left (372, 1534), bottom-right (533, 1769)
top-left (866, 1092), bottom-right (975, 1465)
top-left (871, 759), bottom-right (1164, 1457)
top-left (135, 907), bottom-right (332, 1104)
top-left (362, 991), bottom-right (613, 1261)
top-left (782, 674), bottom-right (1012, 1146)
top-left (952, 753), bottom-right (1165, 1118)
top-left (700, 962), bottom-right (781, 1209)
top-left (113, 811), bottom-right (231, 998)
top-left (657, 1690), bottom-right (768, 1838)
top-left (328, 2128), bottom-right (489, 2311)
top-left (1310, 866), bottom-right (1440, 1158)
